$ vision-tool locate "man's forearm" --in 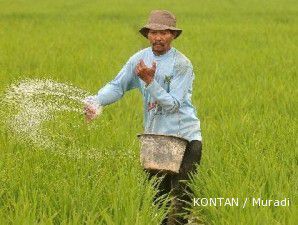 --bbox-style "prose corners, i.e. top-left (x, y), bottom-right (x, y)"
top-left (95, 83), bottom-right (124, 106)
